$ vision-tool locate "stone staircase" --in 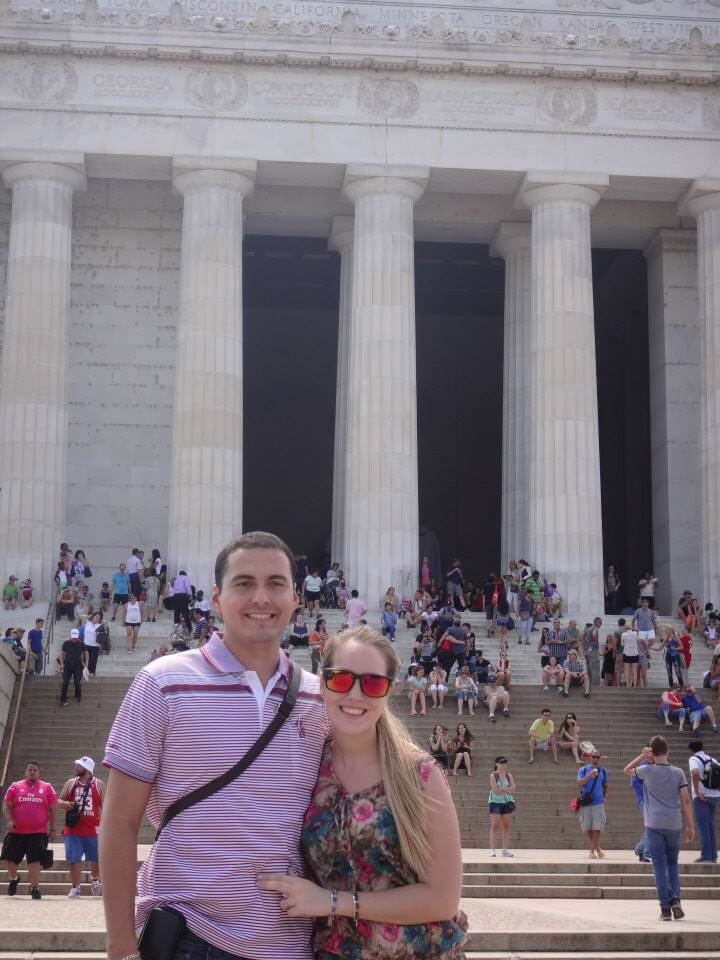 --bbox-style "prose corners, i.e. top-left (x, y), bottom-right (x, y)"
top-left (5, 678), bottom-right (720, 850)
